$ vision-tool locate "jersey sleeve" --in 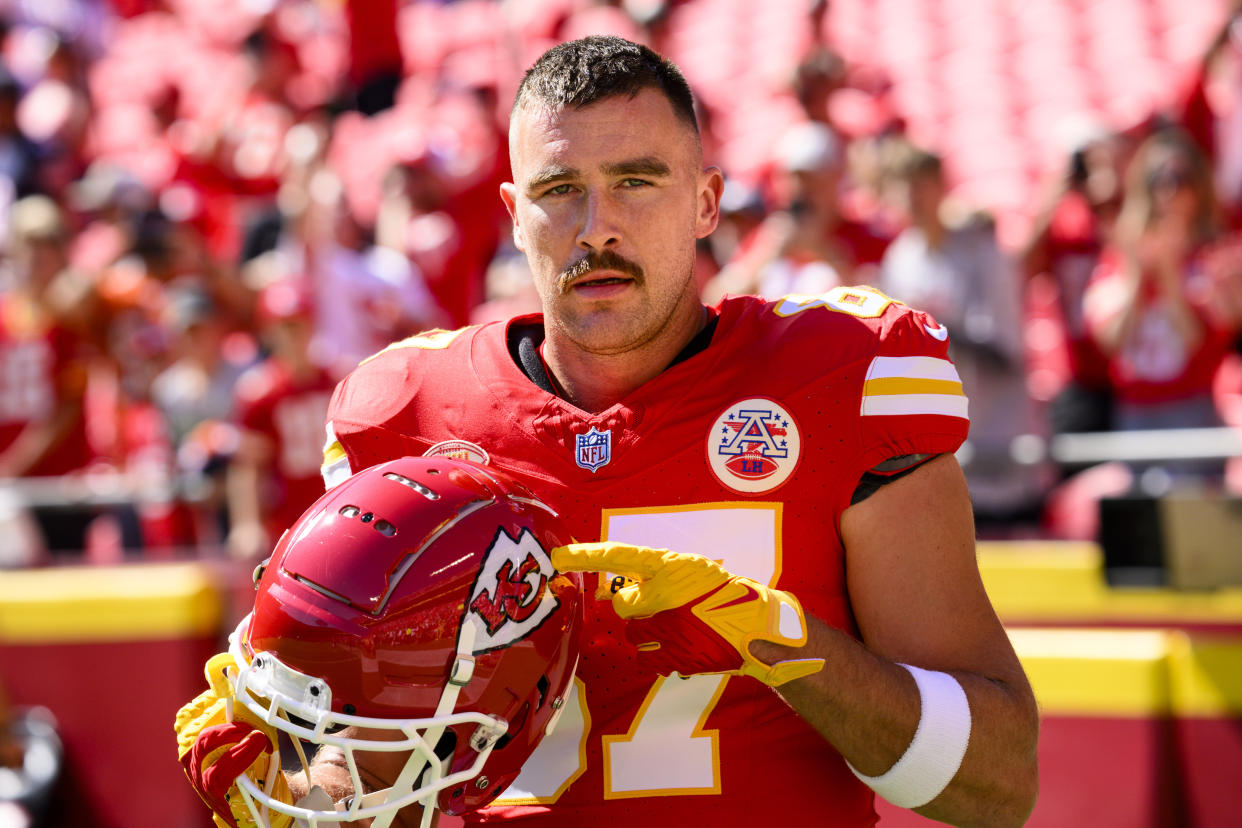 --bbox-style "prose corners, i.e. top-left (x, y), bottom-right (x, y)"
top-left (320, 342), bottom-right (439, 488)
top-left (855, 305), bottom-right (970, 470)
